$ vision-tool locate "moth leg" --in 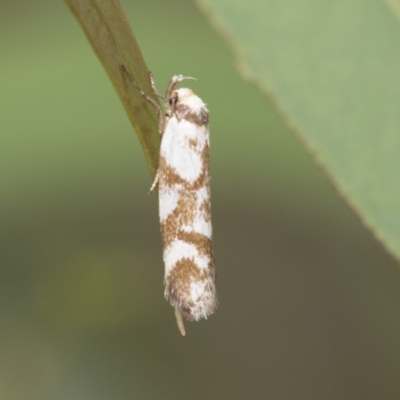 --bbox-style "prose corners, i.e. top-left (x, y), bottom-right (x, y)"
top-left (149, 72), bottom-right (165, 99)
top-left (120, 65), bottom-right (165, 135)
top-left (175, 309), bottom-right (186, 336)
top-left (148, 169), bottom-right (160, 194)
